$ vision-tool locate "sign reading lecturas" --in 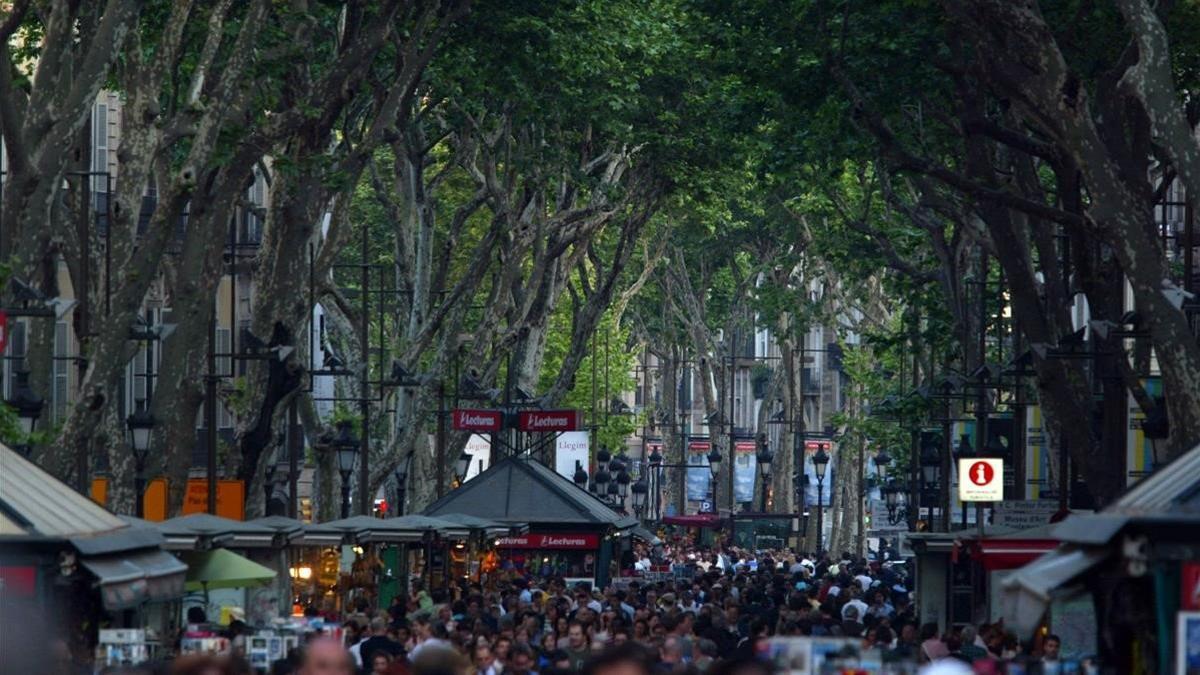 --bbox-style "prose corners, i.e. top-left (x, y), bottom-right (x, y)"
top-left (495, 532), bottom-right (600, 549)
top-left (518, 410), bottom-right (583, 432)
top-left (452, 408), bottom-right (504, 432)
